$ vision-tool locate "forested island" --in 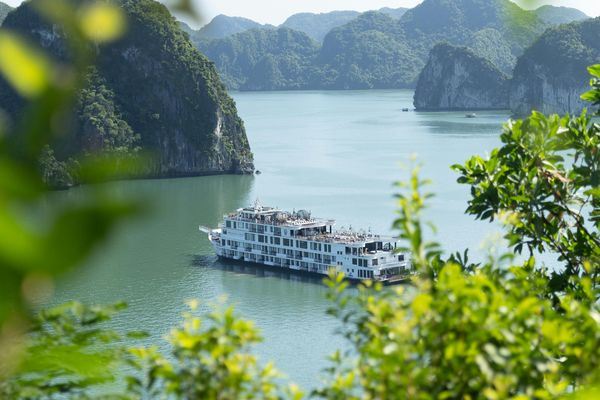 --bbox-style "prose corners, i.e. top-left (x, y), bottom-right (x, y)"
top-left (414, 43), bottom-right (509, 110)
top-left (0, 0), bottom-right (254, 188)
top-left (510, 17), bottom-right (600, 115)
